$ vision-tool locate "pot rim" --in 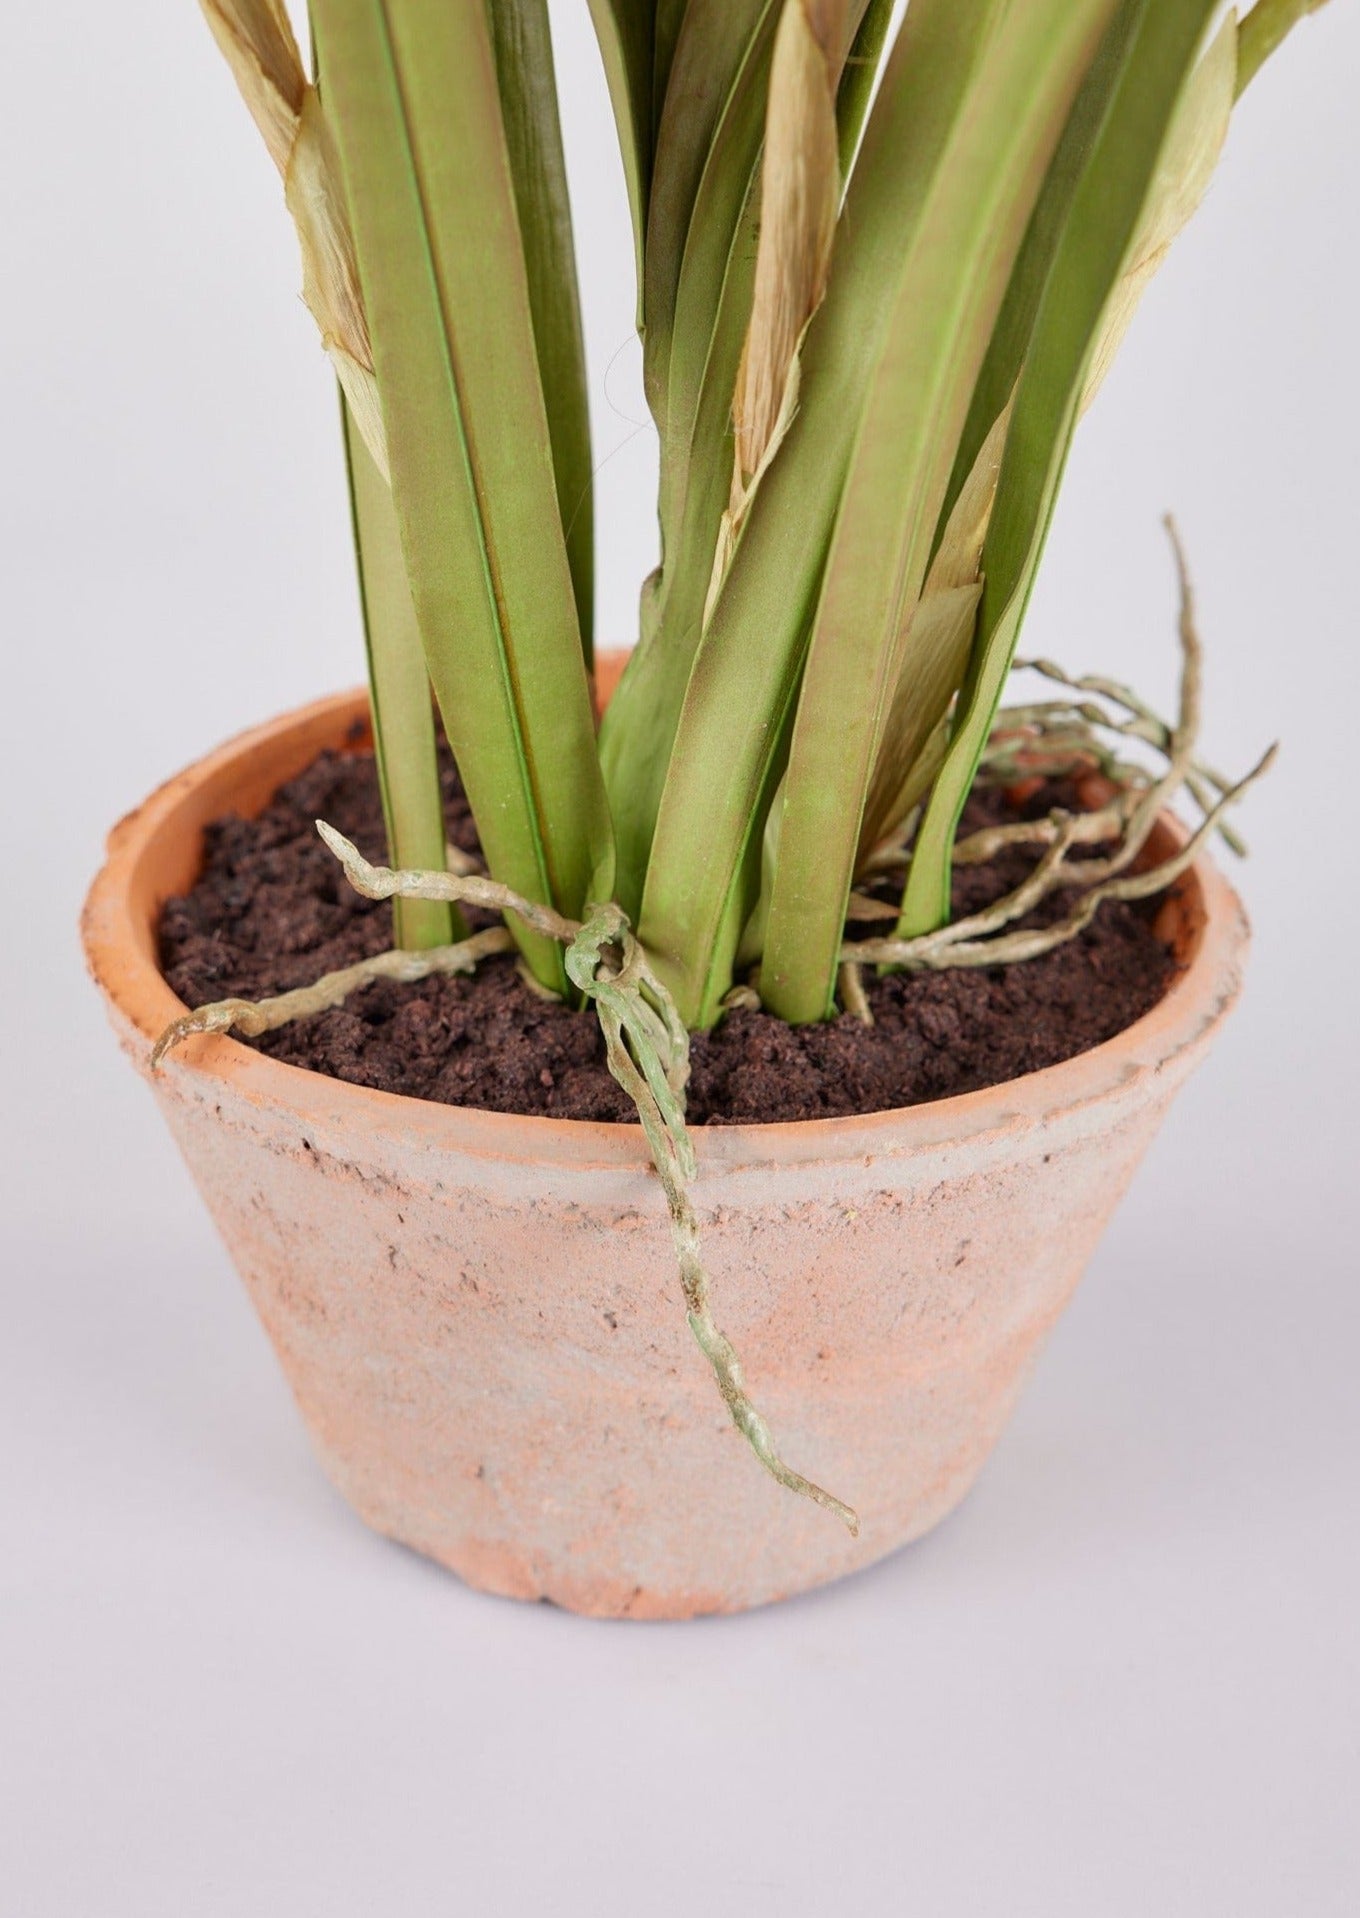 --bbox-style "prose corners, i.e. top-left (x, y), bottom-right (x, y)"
top-left (82, 684), bottom-right (1250, 1171)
